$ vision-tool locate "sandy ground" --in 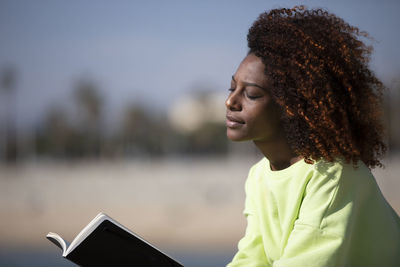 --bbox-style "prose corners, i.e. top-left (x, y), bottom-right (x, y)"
top-left (0, 154), bottom-right (399, 252)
